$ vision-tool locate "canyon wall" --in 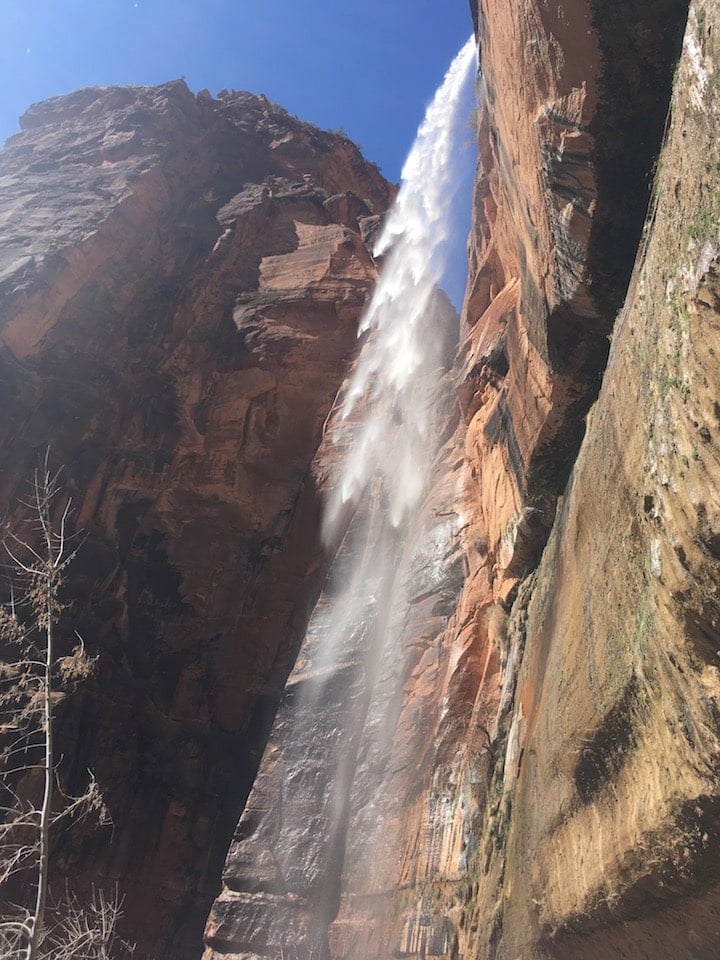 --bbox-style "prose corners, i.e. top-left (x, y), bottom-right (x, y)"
top-left (0, 82), bottom-right (393, 958)
top-left (481, 2), bottom-right (720, 956)
top-left (323, 1), bottom-right (719, 958)
top-left (2, 0), bottom-right (720, 957)
top-left (206, 1), bottom-right (720, 959)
